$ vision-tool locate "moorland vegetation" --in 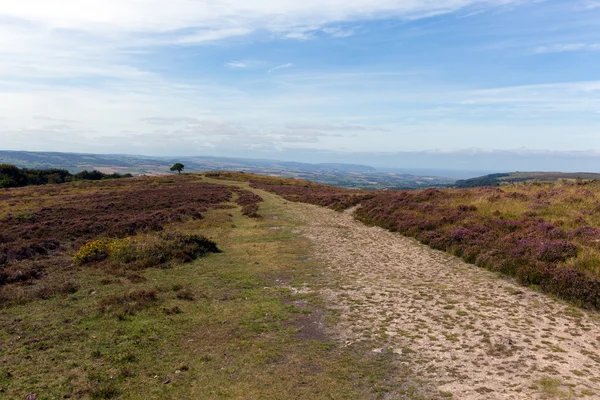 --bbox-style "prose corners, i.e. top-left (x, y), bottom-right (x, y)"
top-left (213, 172), bottom-right (600, 309)
top-left (0, 174), bottom-right (401, 399)
top-left (0, 175), bottom-right (263, 304)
